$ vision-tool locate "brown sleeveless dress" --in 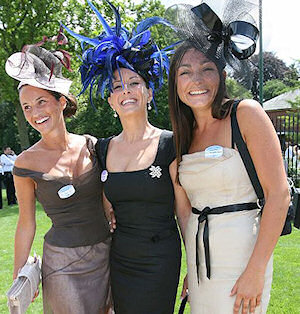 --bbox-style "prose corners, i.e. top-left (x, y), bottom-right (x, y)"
top-left (13, 136), bottom-right (111, 314)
